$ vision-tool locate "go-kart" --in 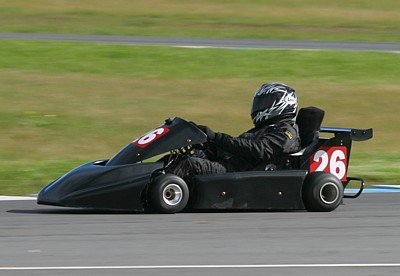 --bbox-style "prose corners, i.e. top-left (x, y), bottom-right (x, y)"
top-left (37, 107), bottom-right (373, 213)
